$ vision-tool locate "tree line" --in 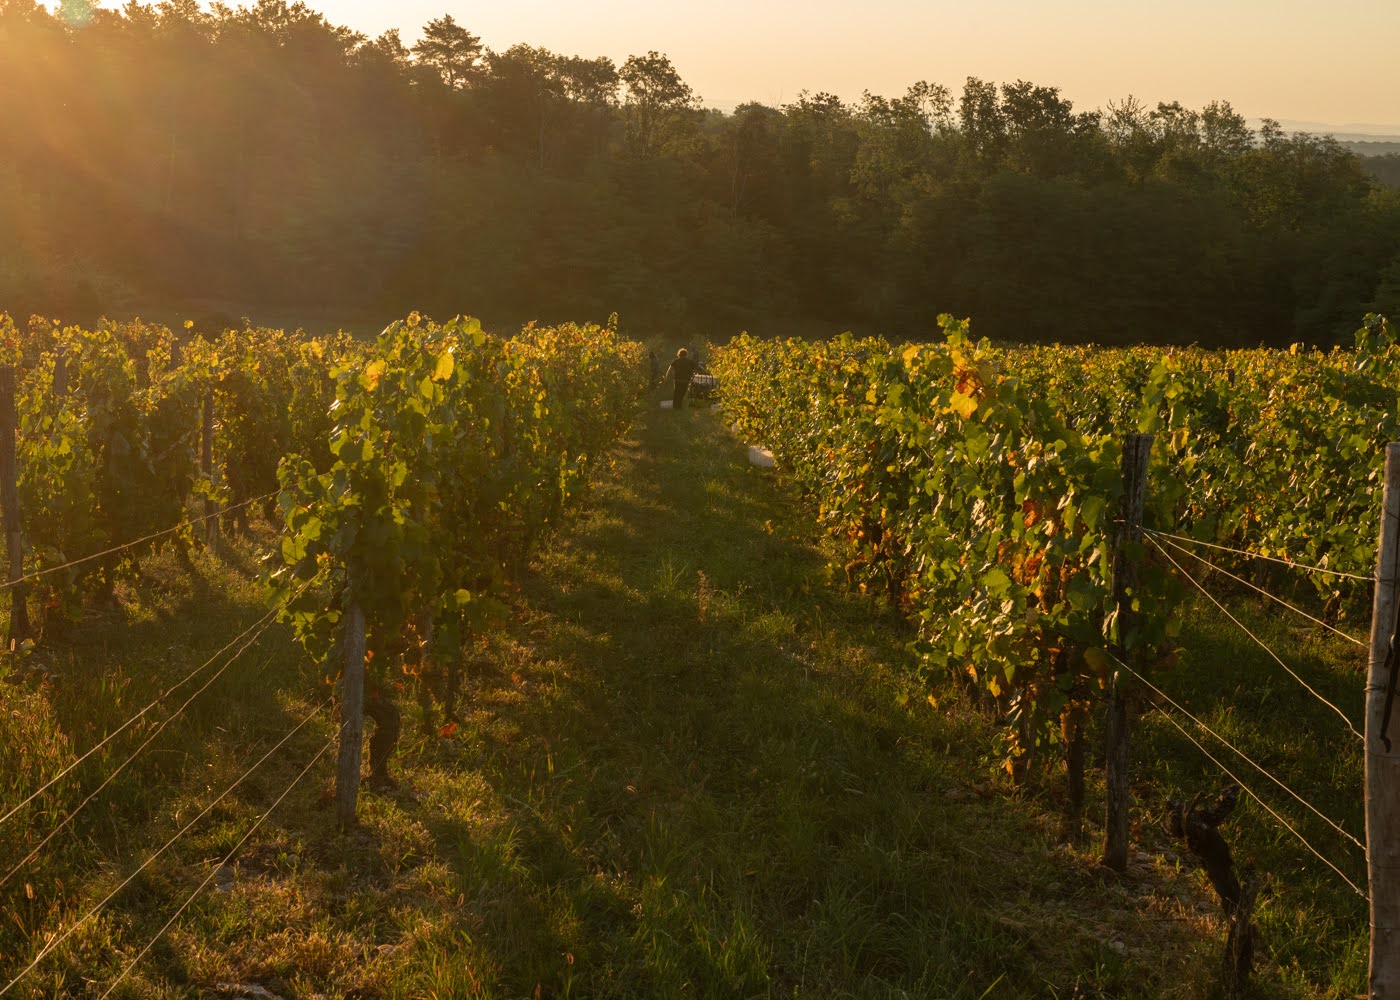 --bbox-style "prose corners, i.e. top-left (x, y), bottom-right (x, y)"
top-left (2, 0), bottom-right (1397, 347)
